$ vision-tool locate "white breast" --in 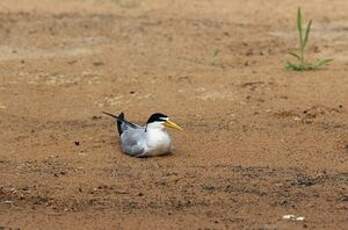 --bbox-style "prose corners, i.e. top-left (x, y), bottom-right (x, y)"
top-left (144, 129), bottom-right (172, 156)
